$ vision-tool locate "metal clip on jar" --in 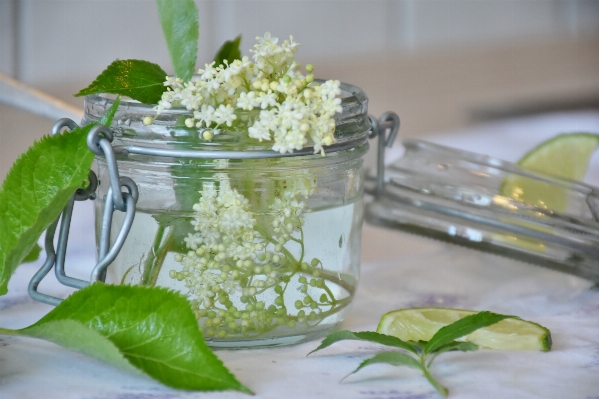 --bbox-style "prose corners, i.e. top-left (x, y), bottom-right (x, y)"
top-left (28, 82), bottom-right (399, 348)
